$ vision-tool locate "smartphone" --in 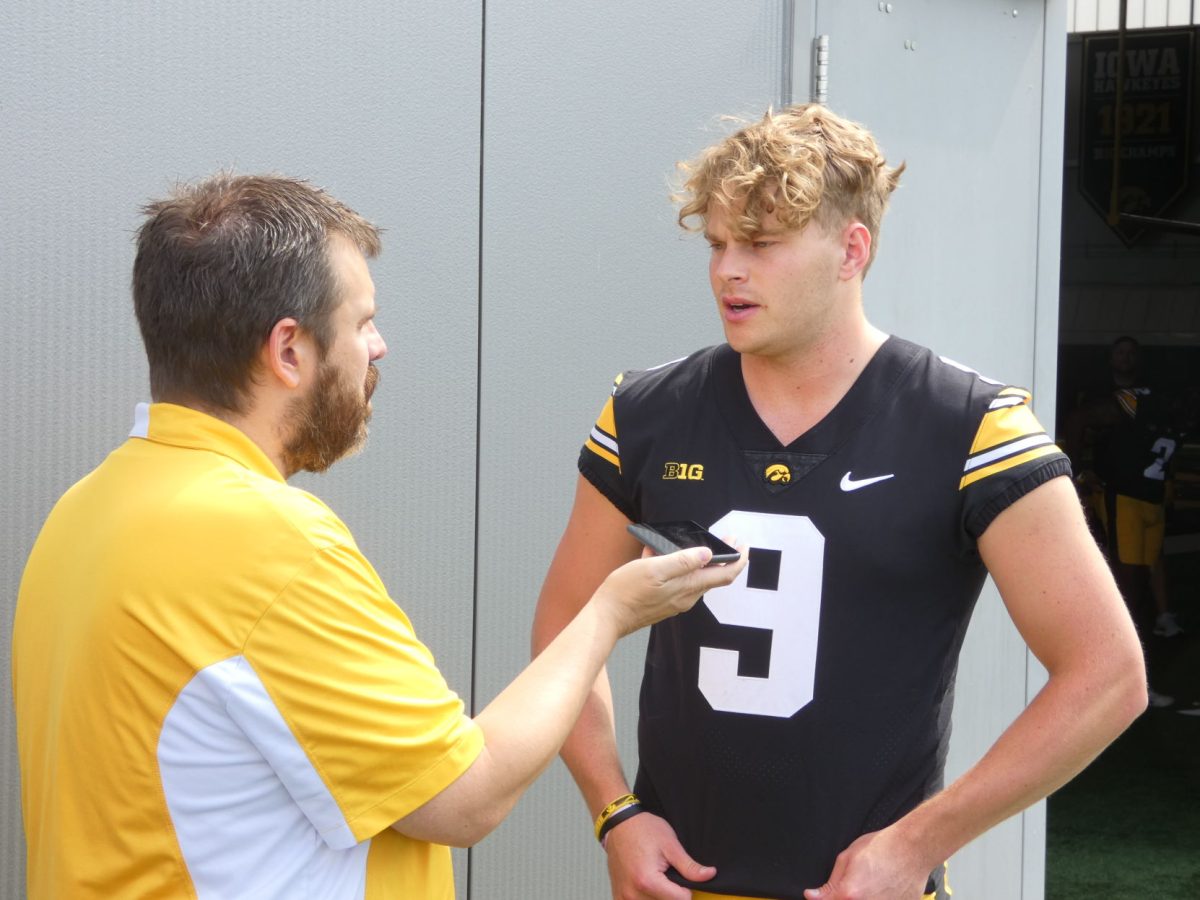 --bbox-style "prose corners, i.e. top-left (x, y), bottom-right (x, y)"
top-left (626, 521), bottom-right (741, 565)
